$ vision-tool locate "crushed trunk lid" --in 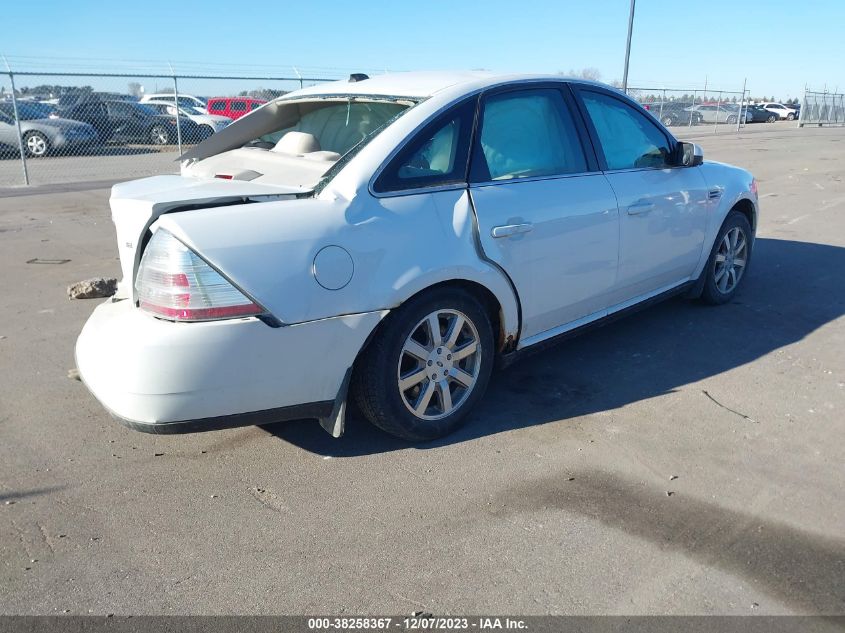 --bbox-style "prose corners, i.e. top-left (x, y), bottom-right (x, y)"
top-left (110, 175), bottom-right (307, 300)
